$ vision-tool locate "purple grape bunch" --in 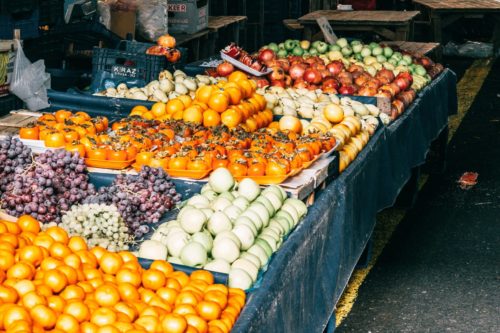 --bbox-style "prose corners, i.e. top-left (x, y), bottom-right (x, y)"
top-left (0, 137), bottom-right (33, 194)
top-left (85, 166), bottom-right (182, 238)
top-left (1, 149), bottom-right (96, 223)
